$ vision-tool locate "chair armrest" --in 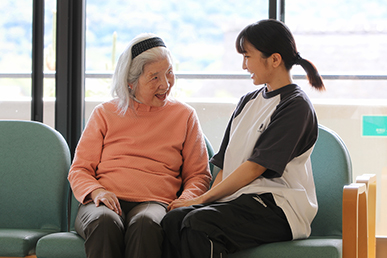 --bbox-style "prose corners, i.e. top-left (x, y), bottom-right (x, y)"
top-left (356, 174), bottom-right (377, 258)
top-left (343, 182), bottom-right (367, 258)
